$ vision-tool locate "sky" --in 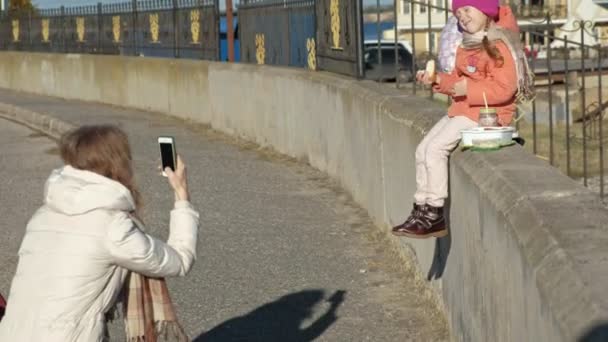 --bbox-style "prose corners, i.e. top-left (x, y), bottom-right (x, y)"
top-left (32, 0), bottom-right (392, 10)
